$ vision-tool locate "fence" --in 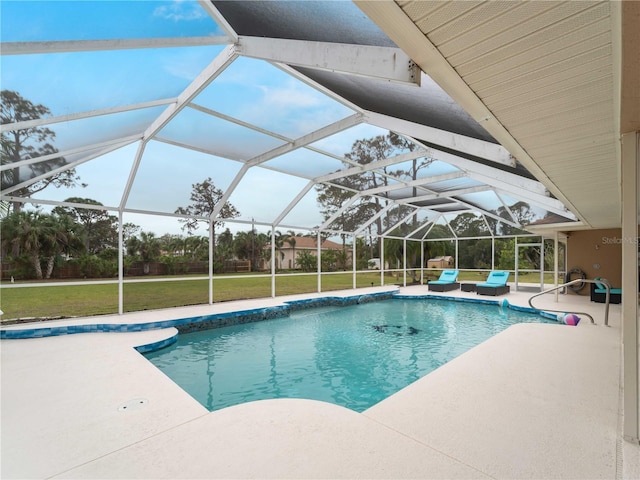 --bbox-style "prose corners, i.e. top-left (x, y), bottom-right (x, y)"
top-left (0, 259), bottom-right (252, 281)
